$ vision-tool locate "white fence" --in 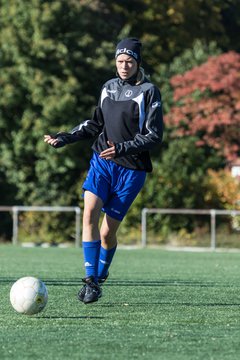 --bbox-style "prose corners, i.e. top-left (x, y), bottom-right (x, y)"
top-left (0, 206), bottom-right (81, 247)
top-left (1, 206), bottom-right (240, 249)
top-left (141, 208), bottom-right (240, 249)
